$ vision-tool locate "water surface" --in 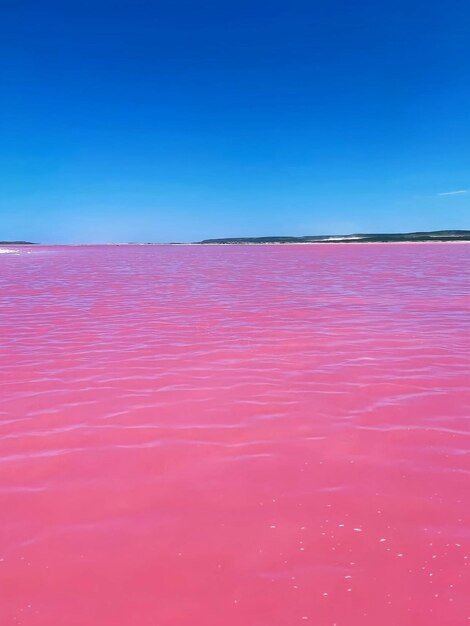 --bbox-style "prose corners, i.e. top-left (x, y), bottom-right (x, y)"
top-left (1, 244), bottom-right (469, 625)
